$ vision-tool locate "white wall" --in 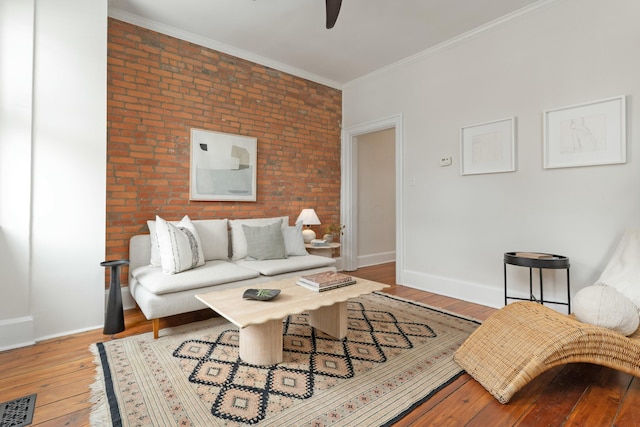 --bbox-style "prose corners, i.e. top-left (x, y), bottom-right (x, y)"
top-left (0, 0), bottom-right (35, 348)
top-left (356, 129), bottom-right (396, 267)
top-left (343, 0), bottom-right (640, 308)
top-left (0, 0), bottom-right (108, 350)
